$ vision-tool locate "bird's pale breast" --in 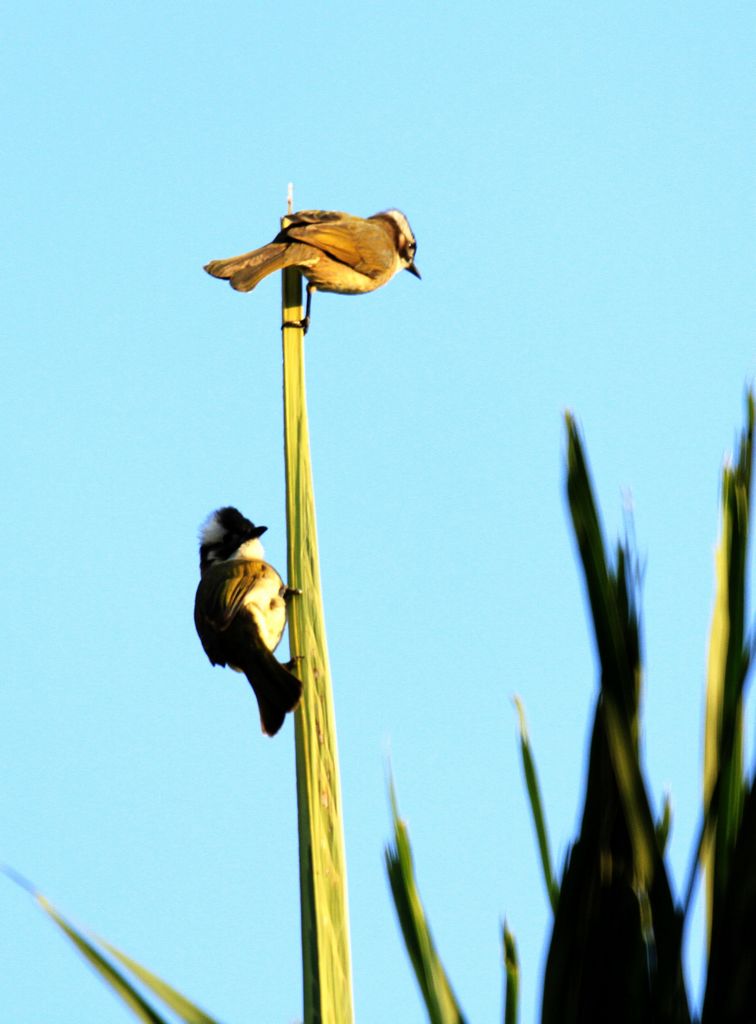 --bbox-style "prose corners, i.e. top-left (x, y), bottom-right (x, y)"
top-left (243, 572), bottom-right (286, 651)
top-left (302, 258), bottom-right (395, 294)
